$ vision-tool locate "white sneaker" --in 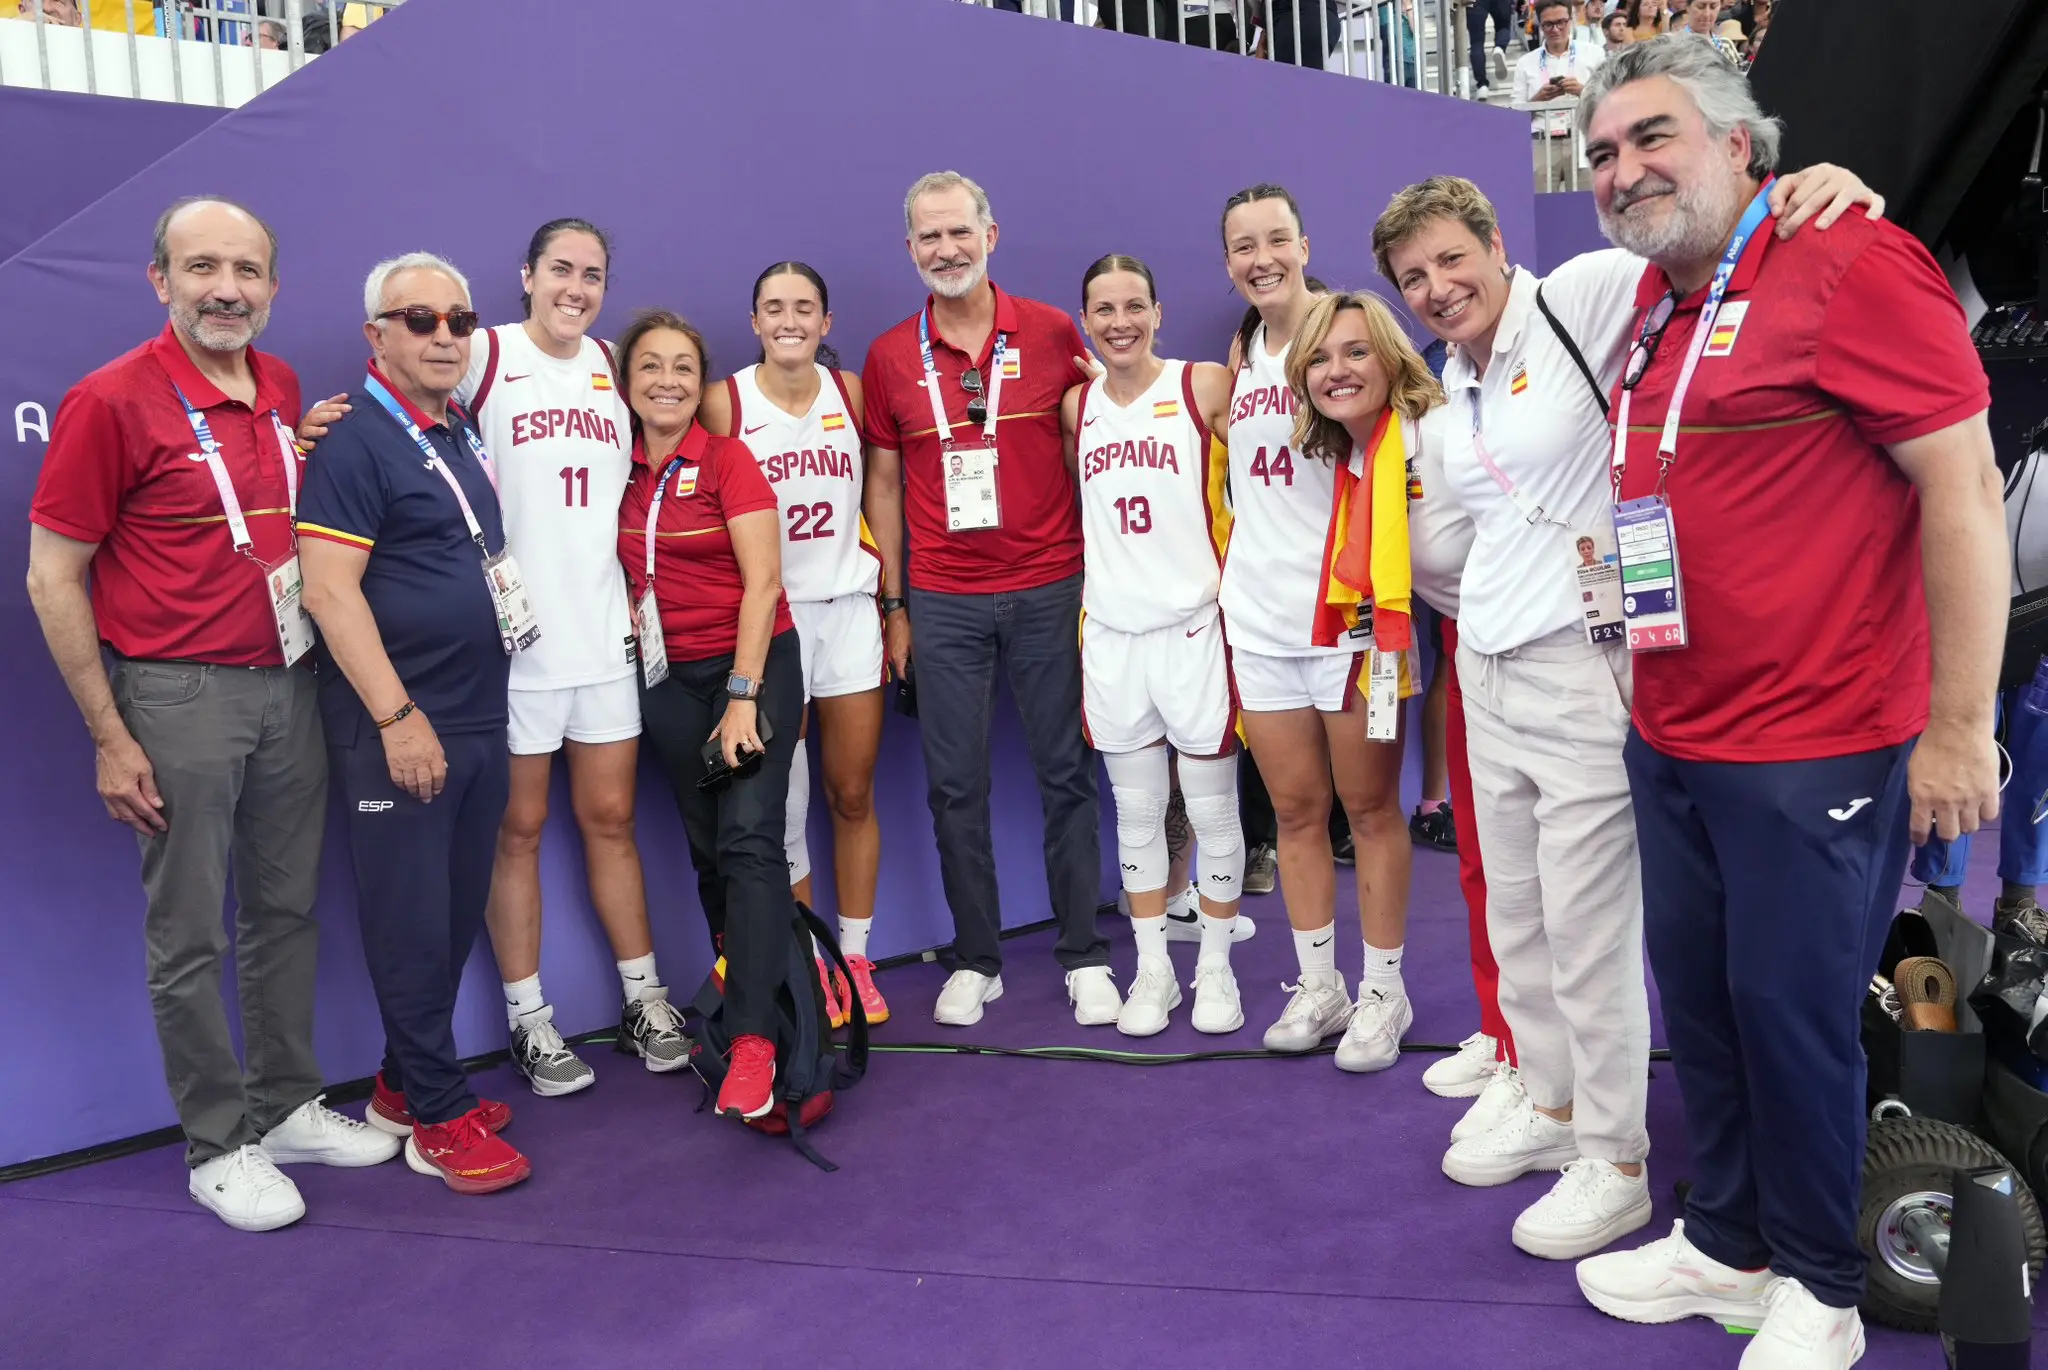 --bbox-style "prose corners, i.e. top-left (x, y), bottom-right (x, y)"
top-left (1442, 1096), bottom-right (1577, 1187)
top-left (1261, 972), bottom-right (1353, 1052)
top-left (1190, 959), bottom-right (1244, 1034)
top-left (934, 969), bottom-right (1003, 1026)
top-left (1117, 957), bottom-right (1181, 1037)
top-left (260, 1095), bottom-right (401, 1167)
top-left (1333, 987), bottom-right (1412, 1073)
top-left (1577, 1220), bottom-right (1774, 1328)
top-left (188, 1144), bottom-right (306, 1232)
top-left (1422, 1032), bottom-right (1500, 1098)
top-left (1512, 1159), bottom-right (1654, 1260)
top-left (1740, 1278), bottom-right (1866, 1369)
top-left (1451, 1065), bottom-right (1527, 1143)
top-left (1067, 965), bottom-right (1122, 1026)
